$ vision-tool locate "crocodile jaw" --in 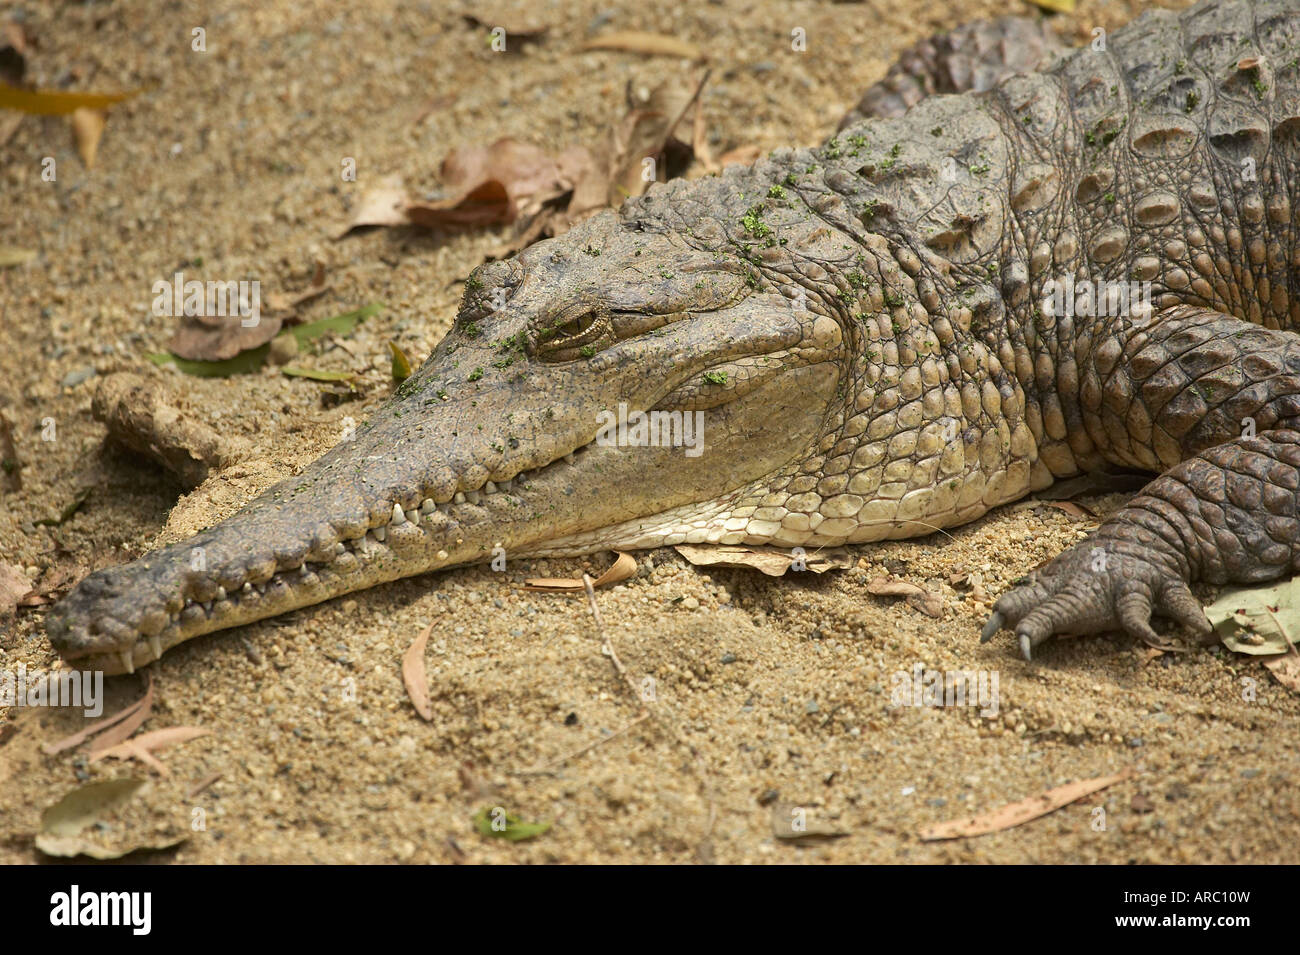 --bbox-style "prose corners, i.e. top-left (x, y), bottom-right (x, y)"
top-left (46, 223), bottom-right (844, 674)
